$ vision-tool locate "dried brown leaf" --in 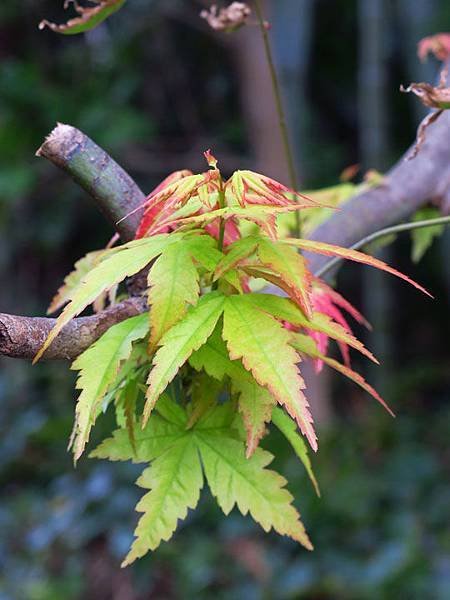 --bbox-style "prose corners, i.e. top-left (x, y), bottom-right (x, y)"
top-left (39, 0), bottom-right (126, 35)
top-left (200, 2), bottom-right (251, 33)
